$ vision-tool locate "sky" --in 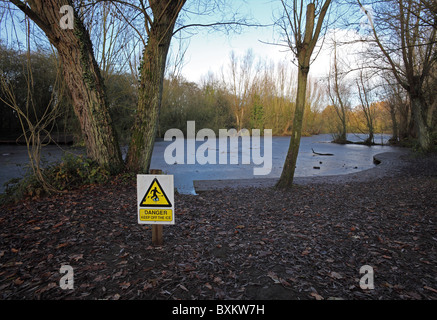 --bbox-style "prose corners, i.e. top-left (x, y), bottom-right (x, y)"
top-left (174, 0), bottom-right (293, 83)
top-left (174, 0), bottom-right (349, 84)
